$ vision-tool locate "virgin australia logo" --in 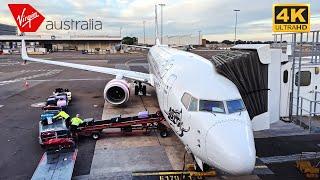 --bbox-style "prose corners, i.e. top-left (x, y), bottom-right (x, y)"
top-left (9, 4), bottom-right (103, 32)
top-left (8, 4), bottom-right (45, 32)
top-left (17, 8), bottom-right (40, 28)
